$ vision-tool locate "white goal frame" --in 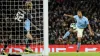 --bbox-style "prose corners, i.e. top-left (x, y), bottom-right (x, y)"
top-left (43, 0), bottom-right (49, 56)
